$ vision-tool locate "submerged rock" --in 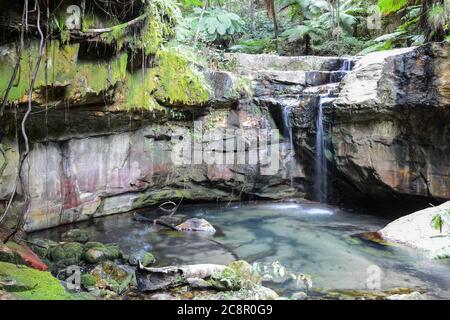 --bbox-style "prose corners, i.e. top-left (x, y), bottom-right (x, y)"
top-left (176, 218), bottom-right (216, 234)
top-left (61, 229), bottom-right (90, 243)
